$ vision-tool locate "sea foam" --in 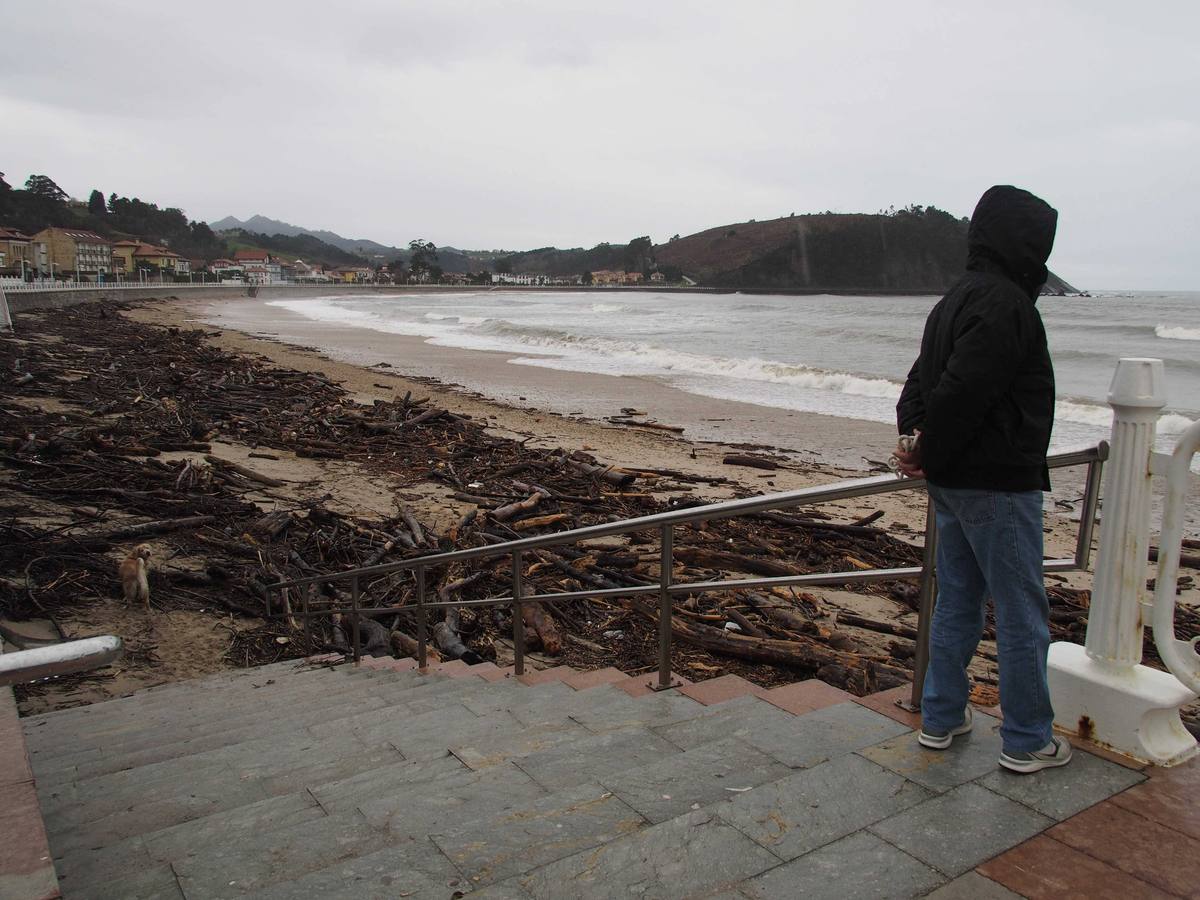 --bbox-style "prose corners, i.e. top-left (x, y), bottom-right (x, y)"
top-left (1156, 324), bottom-right (1200, 341)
